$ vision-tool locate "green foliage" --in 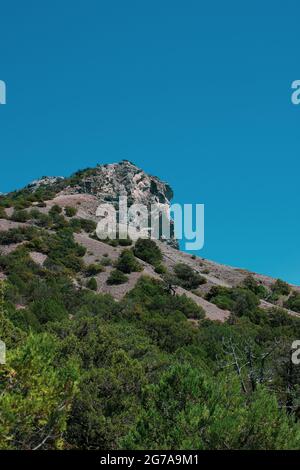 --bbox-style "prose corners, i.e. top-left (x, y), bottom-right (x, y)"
top-left (123, 364), bottom-right (300, 450)
top-left (154, 263), bottom-right (167, 275)
top-left (241, 275), bottom-right (268, 299)
top-left (29, 298), bottom-right (68, 324)
top-left (0, 206), bottom-right (7, 218)
top-left (69, 218), bottom-right (97, 234)
top-left (133, 238), bottom-right (163, 265)
top-left (0, 226), bottom-right (38, 245)
top-left (28, 228), bottom-right (86, 273)
top-left (85, 263), bottom-right (104, 276)
top-left (10, 209), bottom-right (30, 222)
top-left (107, 269), bottom-right (129, 285)
top-left (0, 281), bottom-right (25, 347)
top-left (1, 181), bottom-right (300, 450)
top-left (173, 263), bottom-right (206, 290)
top-left (29, 209), bottom-right (52, 228)
top-left (118, 237), bottom-right (133, 246)
top-left (285, 292), bottom-right (300, 313)
top-left (116, 249), bottom-right (142, 274)
top-left (124, 277), bottom-right (204, 351)
top-left (206, 285), bottom-right (261, 320)
top-left (86, 277), bottom-right (97, 291)
top-left (206, 286), bottom-right (235, 311)
top-left (67, 351), bottom-right (145, 449)
top-left (271, 279), bottom-right (291, 299)
top-left (100, 255), bottom-right (113, 266)
top-left (0, 333), bottom-right (78, 449)
top-left (231, 287), bottom-right (260, 317)
top-left (49, 204), bottom-right (62, 215)
top-left (65, 206), bottom-right (78, 217)
top-left (78, 218), bottom-right (97, 233)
